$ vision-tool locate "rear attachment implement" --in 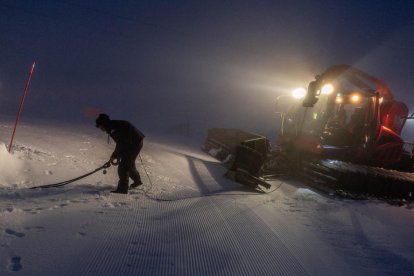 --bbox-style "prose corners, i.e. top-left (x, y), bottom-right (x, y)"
top-left (202, 128), bottom-right (271, 189)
